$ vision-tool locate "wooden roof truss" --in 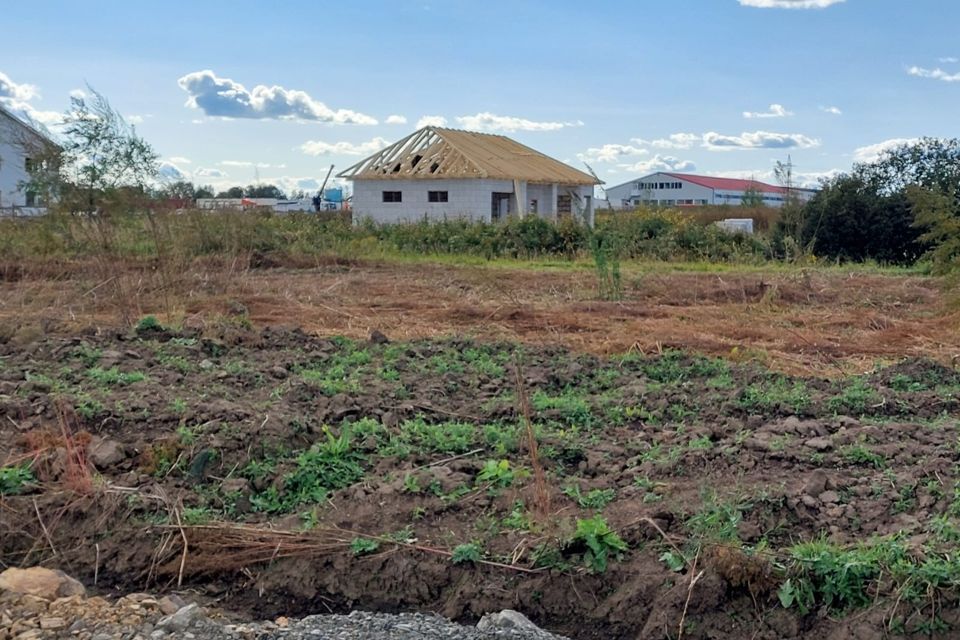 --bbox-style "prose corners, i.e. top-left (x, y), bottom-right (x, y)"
top-left (338, 128), bottom-right (487, 180)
